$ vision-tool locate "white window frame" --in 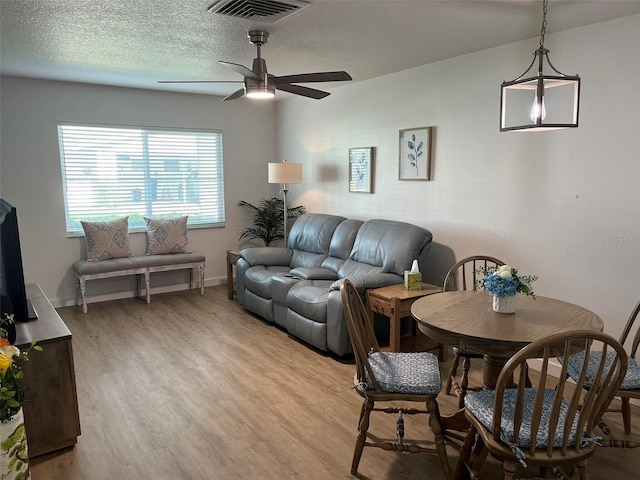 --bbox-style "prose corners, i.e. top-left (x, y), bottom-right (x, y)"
top-left (58, 123), bottom-right (225, 236)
